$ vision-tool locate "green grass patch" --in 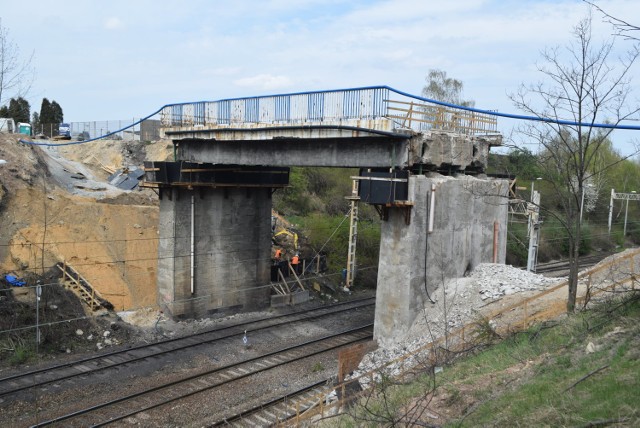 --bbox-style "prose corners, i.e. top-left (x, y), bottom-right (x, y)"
top-left (328, 294), bottom-right (640, 427)
top-left (447, 295), bottom-right (640, 426)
